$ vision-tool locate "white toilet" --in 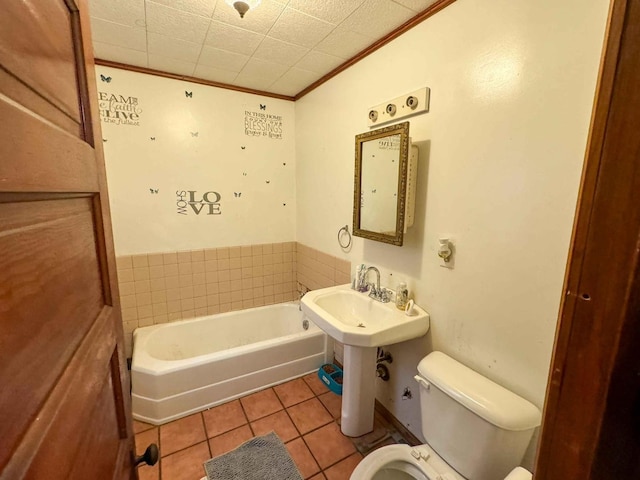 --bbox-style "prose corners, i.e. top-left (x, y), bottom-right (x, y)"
top-left (350, 352), bottom-right (541, 480)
